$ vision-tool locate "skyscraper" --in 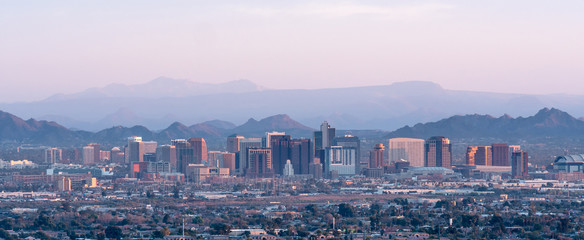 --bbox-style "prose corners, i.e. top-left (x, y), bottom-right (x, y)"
top-left (188, 138), bottom-right (207, 164)
top-left (238, 138), bottom-right (262, 173)
top-left (247, 148), bottom-right (273, 178)
top-left (369, 143), bottom-right (385, 168)
top-left (324, 146), bottom-right (357, 177)
top-left (466, 146), bottom-right (478, 165)
top-left (87, 143), bottom-right (101, 163)
top-left (475, 146), bottom-right (492, 166)
top-left (289, 139), bottom-right (312, 175)
top-left (425, 136), bottom-right (452, 169)
top-left (492, 143), bottom-right (509, 166)
top-left (333, 135), bottom-right (361, 174)
top-left (143, 141), bottom-right (158, 154)
top-left (226, 135), bottom-right (245, 153)
top-left (45, 148), bottom-right (62, 164)
top-left (270, 135), bottom-right (291, 175)
top-left (388, 138), bottom-right (425, 167)
top-left (512, 150), bottom-right (529, 178)
top-left (264, 131), bottom-right (286, 148)
top-left (128, 136), bottom-right (144, 163)
top-left (156, 145), bottom-right (177, 171)
top-left (172, 139), bottom-right (193, 174)
top-left (82, 146), bottom-right (95, 165)
top-left (270, 136), bottom-right (313, 175)
top-left (222, 153), bottom-right (236, 174)
top-left (314, 121), bottom-right (336, 159)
